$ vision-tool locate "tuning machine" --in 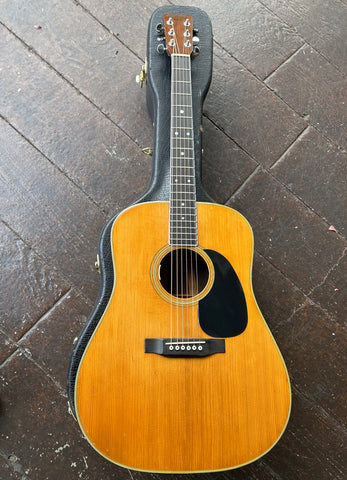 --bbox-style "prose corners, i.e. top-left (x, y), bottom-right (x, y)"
top-left (192, 34), bottom-right (200, 56)
top-left (157, 43), bottom-right (167, 54)
top-left (155, 23), bottom-right (167, 54)
top-left (156, 23), bottom-right (164, 34)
